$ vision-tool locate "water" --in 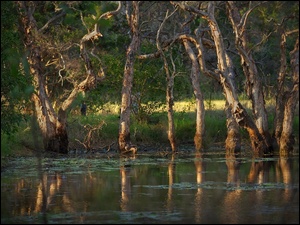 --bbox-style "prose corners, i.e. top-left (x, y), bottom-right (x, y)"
top-left (1, 151), bottom-right (299, 224)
